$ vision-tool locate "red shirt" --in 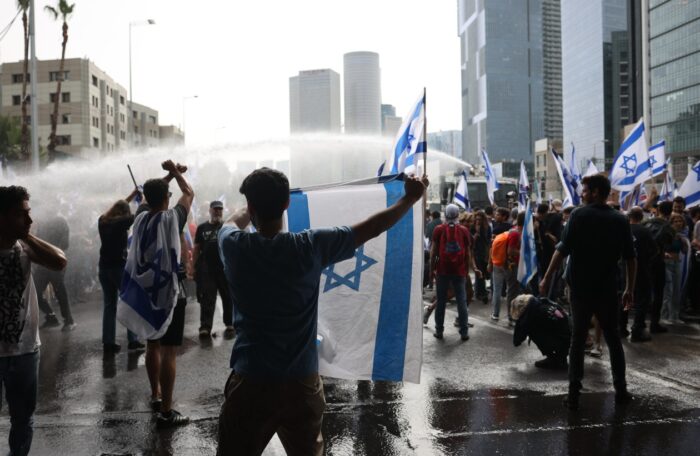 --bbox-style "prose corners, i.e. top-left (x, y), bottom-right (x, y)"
top-left (506, 228), bottom-right (521, 266)
top-left (432, 223), bottom-right (472, 276)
